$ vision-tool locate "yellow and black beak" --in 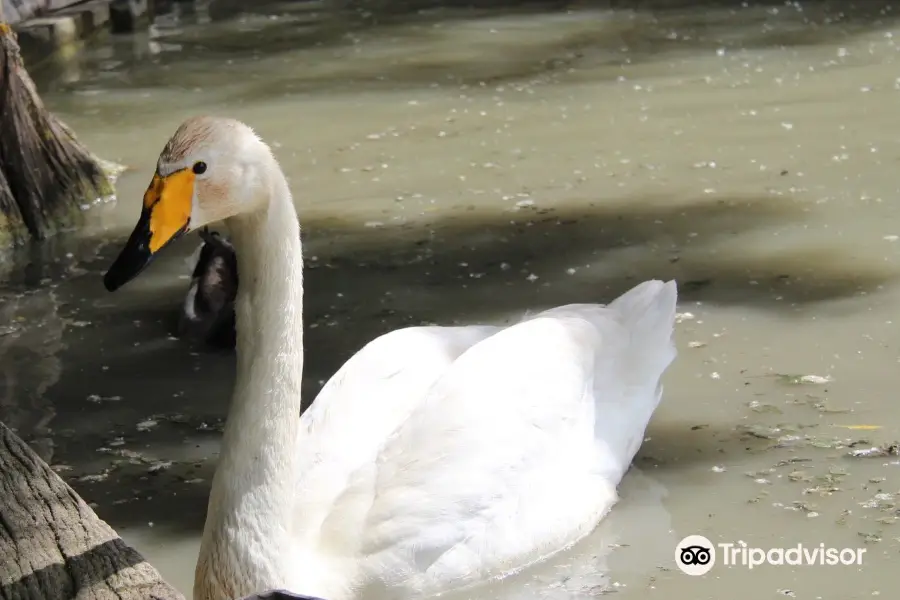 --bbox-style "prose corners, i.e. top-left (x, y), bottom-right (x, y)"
top-left (103, 169), bottom-right (196, 292)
